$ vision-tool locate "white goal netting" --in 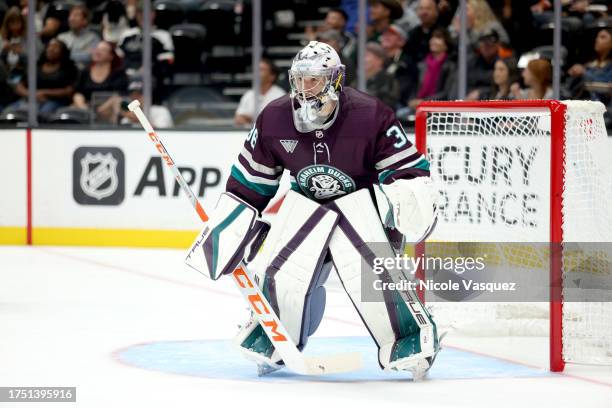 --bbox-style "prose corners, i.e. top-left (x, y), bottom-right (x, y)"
top-left (418, 100), bottom-right (612, 366)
